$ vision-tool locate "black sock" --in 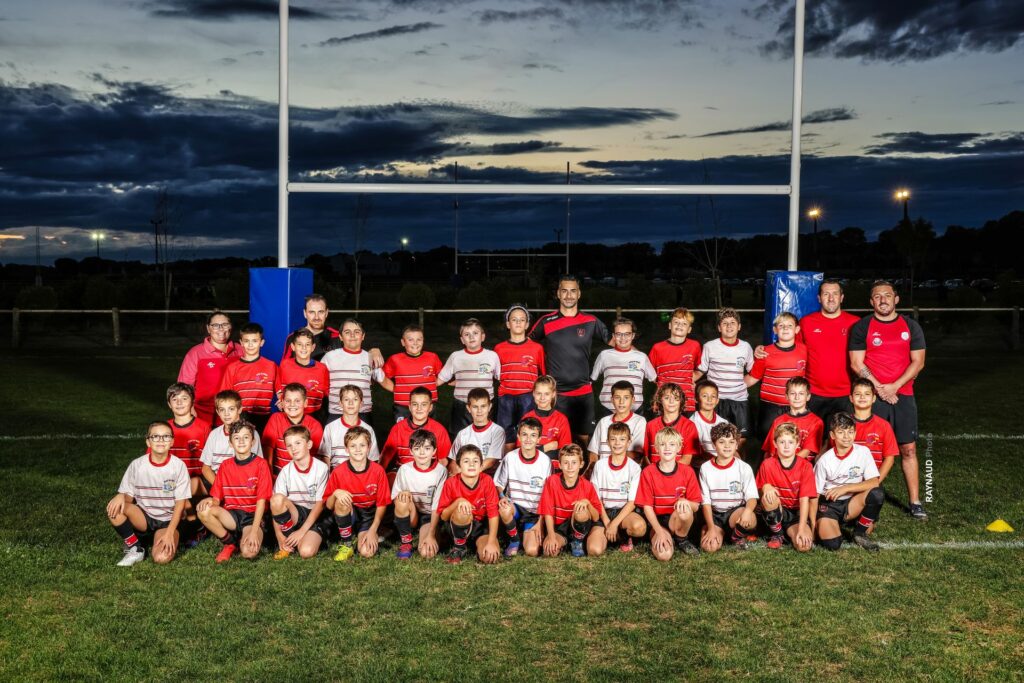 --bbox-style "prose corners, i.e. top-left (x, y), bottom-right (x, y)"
top-left (451, 522), bottom-right (471, 548)
top-left (395, 514), bottom-right (414, 545)
top-left (272, 511), bottom-right (294, 533)
top-left (764, 509), bottom-right (783, 534)
top-left (114, 520), bottom-right (141, 550)
top-left (218, 531), bottom-right (234, 545)
top-left (335, 513), bottom-right (354, 545)
top-left (857, 487), bottom-right (885, 534)
top-left (570, 519), bottom-right (592, 540)
top-left (503, 517), bottom-right (519, 539)
top-left (731, 526), bottom-right (747, 543)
